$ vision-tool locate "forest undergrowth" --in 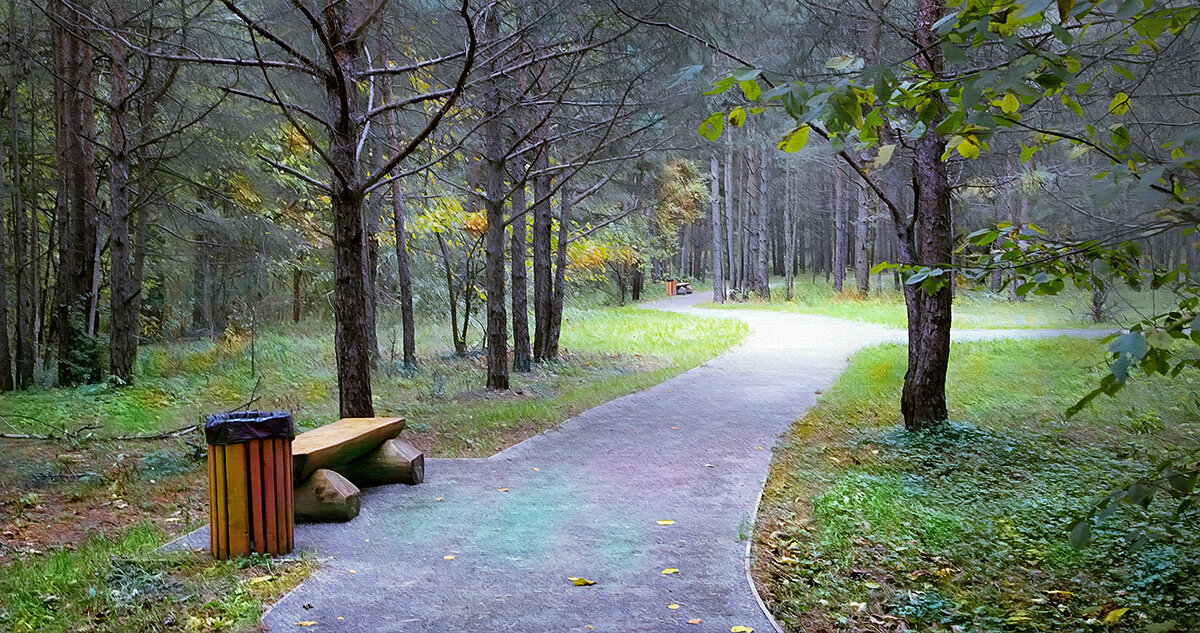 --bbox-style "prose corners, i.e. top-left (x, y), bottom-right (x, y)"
top-left (755, 337), bottom-right (1200, 633)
